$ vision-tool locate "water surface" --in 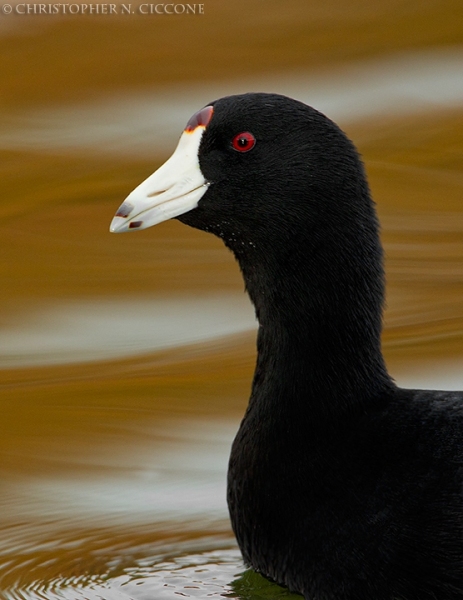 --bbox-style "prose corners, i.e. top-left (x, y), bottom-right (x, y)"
top-left (2, 18), bottom-right (463, 599)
